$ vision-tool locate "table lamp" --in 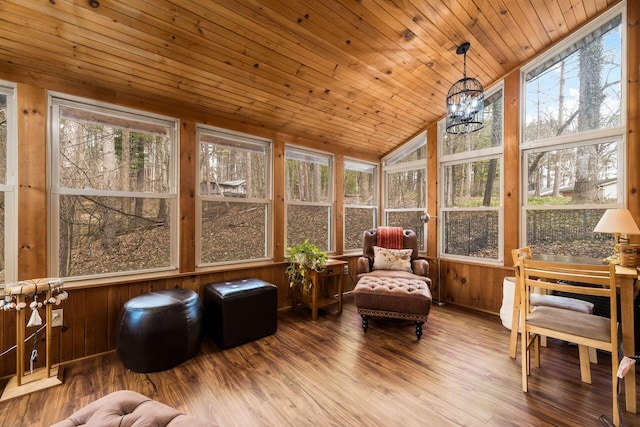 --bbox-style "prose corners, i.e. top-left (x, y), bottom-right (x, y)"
top-left (593, 208), bottom-right (640, 264)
